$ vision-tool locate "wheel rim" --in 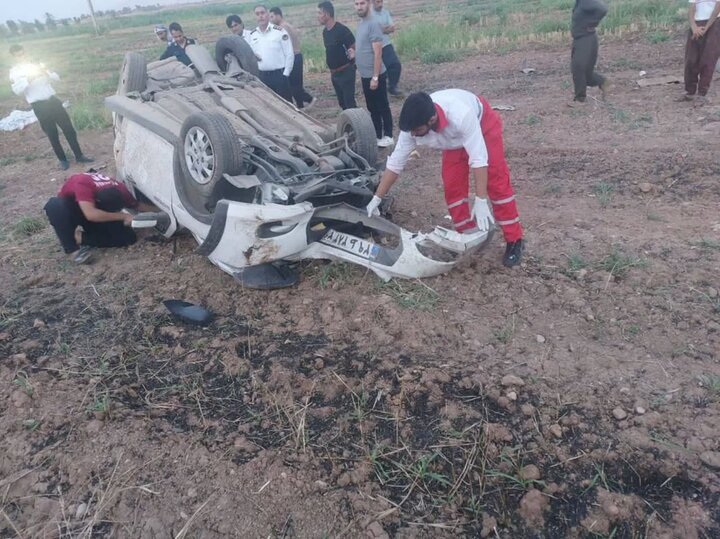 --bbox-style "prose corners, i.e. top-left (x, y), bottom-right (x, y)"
top-left (184, 127), bottom-right (215, 185)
